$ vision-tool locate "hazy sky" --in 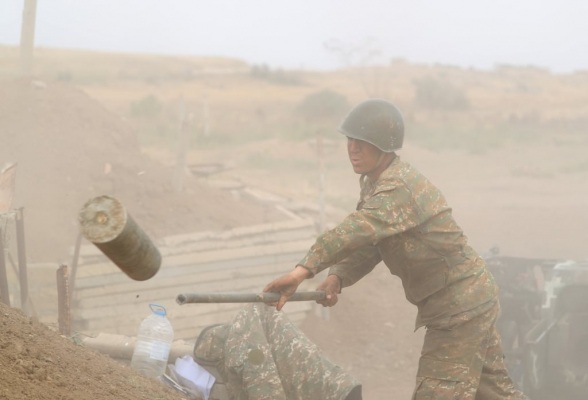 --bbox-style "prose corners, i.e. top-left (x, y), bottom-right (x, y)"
top-left (1, 0), bottom-right (587, 72)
